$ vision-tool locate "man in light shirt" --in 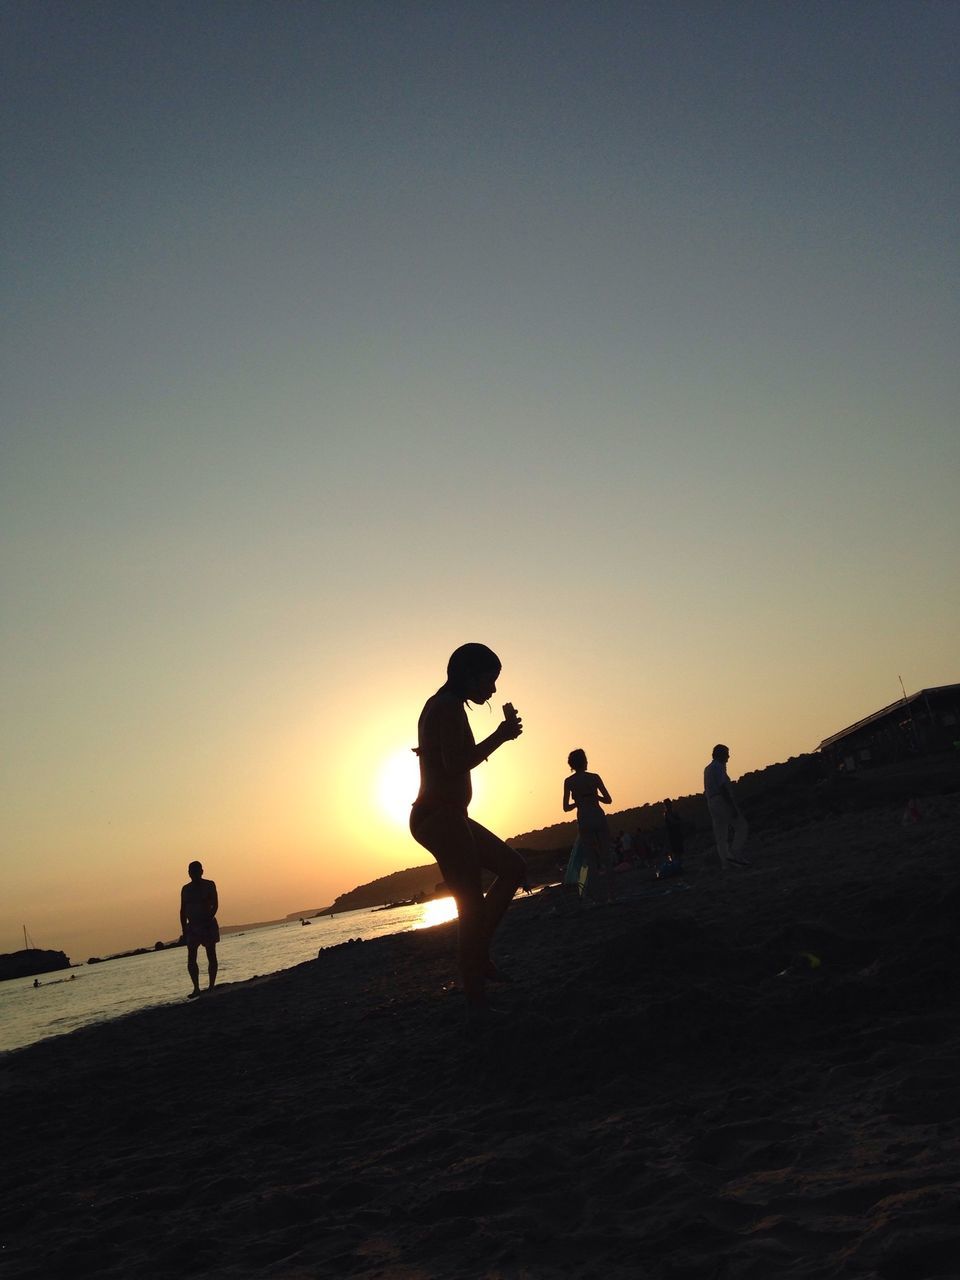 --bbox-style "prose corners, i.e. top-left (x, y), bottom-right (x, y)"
top-left (704, 744), bottom-right (750, 870)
